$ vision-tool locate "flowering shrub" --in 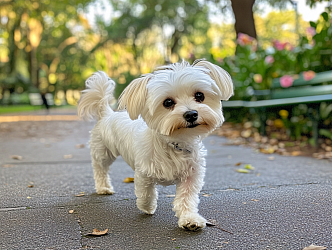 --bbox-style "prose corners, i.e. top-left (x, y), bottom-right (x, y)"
top-left (214, 11), bottom-right (332, 142)
top-left (214, 11), bottom-right (332, 100)
top-left (280, 75), bottom-right (294, 88)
